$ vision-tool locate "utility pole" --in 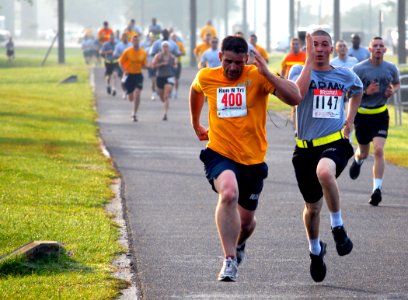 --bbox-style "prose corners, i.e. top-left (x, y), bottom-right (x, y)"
top-left (368, 0), bottom-right (372, 38)
top-left (266, 0), bottom-right (271, 52)
top-left (289, 0), bottom-right (295, 39)
top-left (140, 0), bottom-right (144, 29)
top-left (333, 0), bottom-right (340, 44)
top-left (58, 0), bottom-right (65, 64)
top-left (243, 0), bottom-right (248, 37)
top-left (397, 0), bottom-right (406, 64)
top-left (190, 0), bottom-right (197, 67)
top-left (224, 0), bottom-right (229, 36)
